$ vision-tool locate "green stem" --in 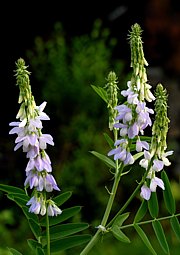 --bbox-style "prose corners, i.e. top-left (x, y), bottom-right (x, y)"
top-left (120, 213), bottom-right (180, 229)
top-left (46, 212), bottom-right (50, 255)
top-left (107, 157), bottom-right (154, 228)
